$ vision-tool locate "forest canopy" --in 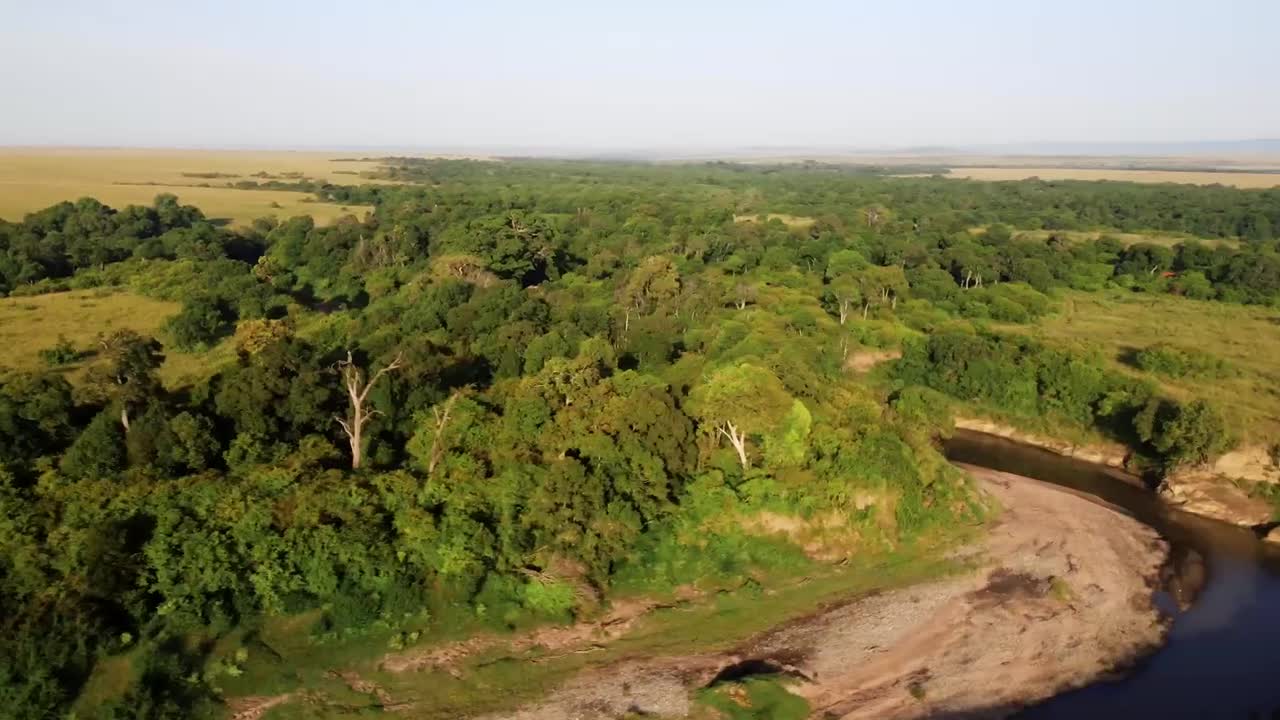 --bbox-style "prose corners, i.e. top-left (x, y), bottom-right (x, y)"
top-left (1, 160), bottom-right (1275, 718)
